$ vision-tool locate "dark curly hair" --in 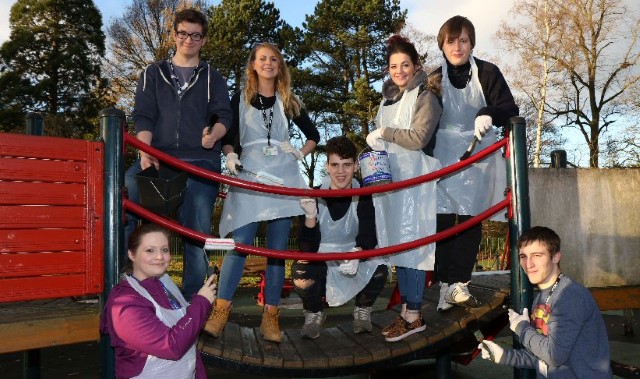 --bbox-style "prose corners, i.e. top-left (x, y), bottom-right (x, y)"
top-left (325, 136), bottom-right (358, 162)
